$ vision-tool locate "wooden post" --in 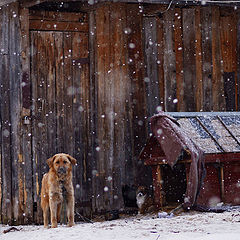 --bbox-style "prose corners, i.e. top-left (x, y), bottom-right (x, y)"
top-left (152, 165), bottom-right (165, 208)
top-left (220, 165), bottom-right (225, 203)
